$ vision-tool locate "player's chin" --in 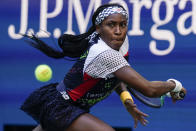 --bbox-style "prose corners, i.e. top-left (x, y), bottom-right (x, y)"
top-left (112, 41), bottom-right (124, 50)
